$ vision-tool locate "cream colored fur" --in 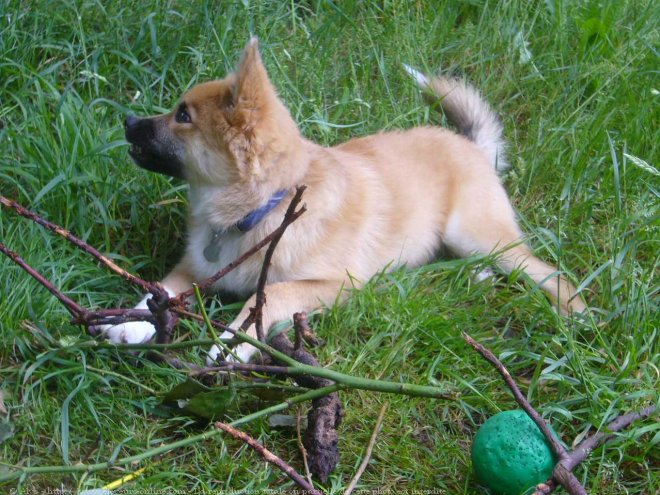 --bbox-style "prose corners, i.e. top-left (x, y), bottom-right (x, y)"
top-left (101, 39), bottom-right (586, 360)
